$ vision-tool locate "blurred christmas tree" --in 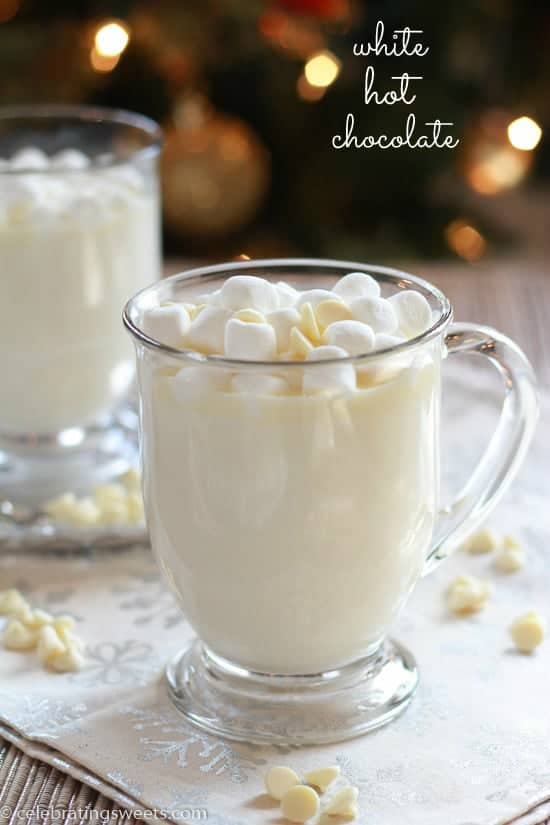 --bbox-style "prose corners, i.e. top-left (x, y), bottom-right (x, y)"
top-left (0, 0), bottom-right (548, 261)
